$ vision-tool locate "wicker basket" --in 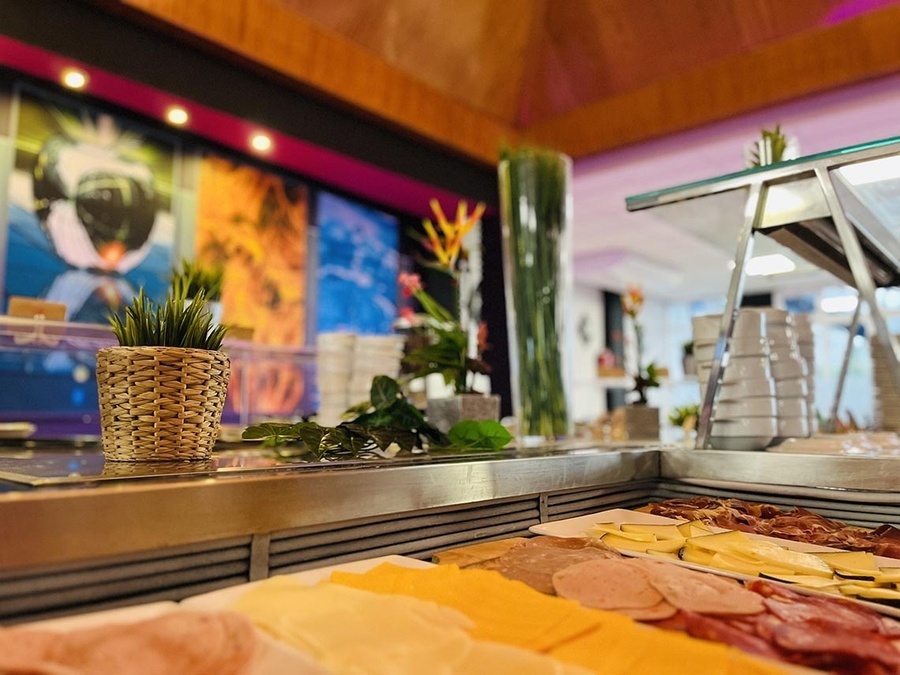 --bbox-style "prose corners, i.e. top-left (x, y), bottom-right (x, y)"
top-left (96, 346), bottom-right (230, 462)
